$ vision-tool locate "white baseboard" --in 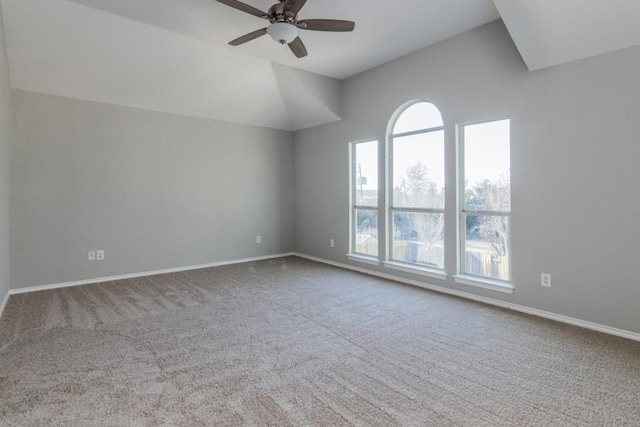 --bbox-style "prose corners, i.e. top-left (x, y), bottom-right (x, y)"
top-left (4, 251), bottom-right (638, 343)
top-left (8, 252), bottom-right (295, 297)
top-left (293, 252), bottom-right (640, 343)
